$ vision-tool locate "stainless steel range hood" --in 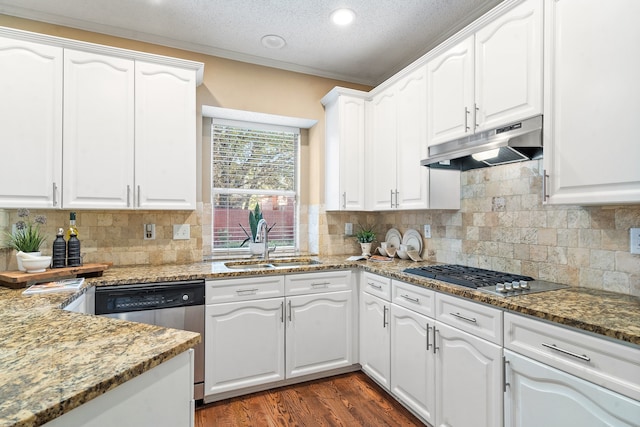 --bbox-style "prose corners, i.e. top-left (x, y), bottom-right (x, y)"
top-left (421, 115), bottom-right (543, 171)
